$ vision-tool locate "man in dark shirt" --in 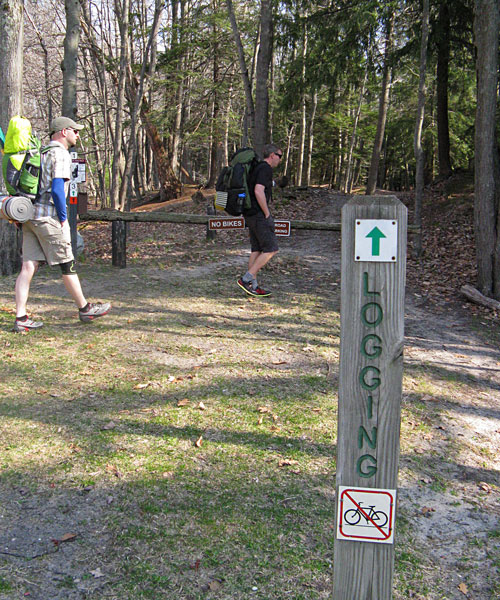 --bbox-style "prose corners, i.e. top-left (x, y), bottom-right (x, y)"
top-left (237, 144), bottom-right (282, 297)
